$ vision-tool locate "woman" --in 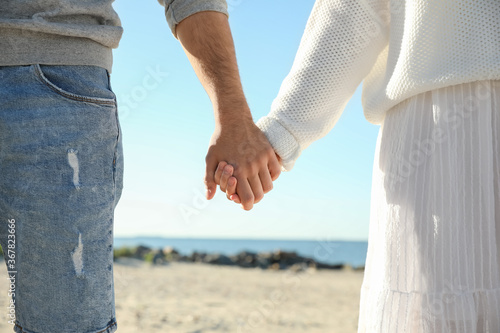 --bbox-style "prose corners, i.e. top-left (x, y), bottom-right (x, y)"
top-left (220, 0), bottom-right (500, 331)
